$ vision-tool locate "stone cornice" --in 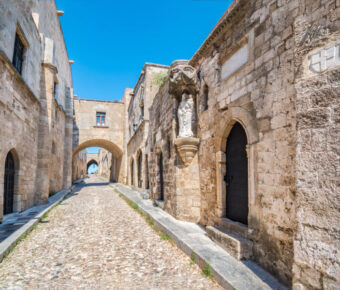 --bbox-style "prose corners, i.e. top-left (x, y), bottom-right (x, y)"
top-left (0, 50), bottom-right (41, 106)
top-left (74, 97), bottom-right (124, 104)
top-left (189, 0), bottom-right (245, 67)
